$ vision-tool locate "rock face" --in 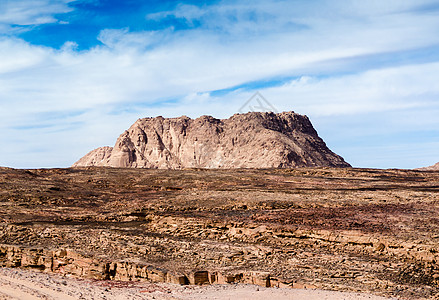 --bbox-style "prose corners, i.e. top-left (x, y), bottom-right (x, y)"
top-left (418, 162), bottom-right (439, 170)
top-left (73, 146), bottom-right (113, 168)
top-left (0, 244), bottom-right (292, 287)
top-left (73, 111), bottom-right (350, 169)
